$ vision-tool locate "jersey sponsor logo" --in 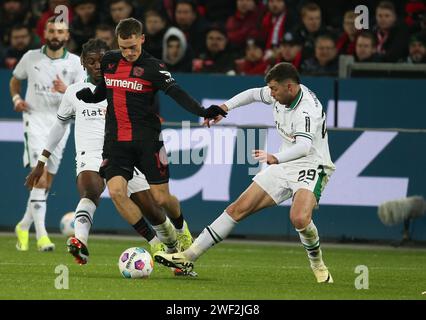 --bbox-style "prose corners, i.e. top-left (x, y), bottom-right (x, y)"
top-left (105, 77), bottom-right (144, 91)
top-left (81, 108), bottom-right (106, 118)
